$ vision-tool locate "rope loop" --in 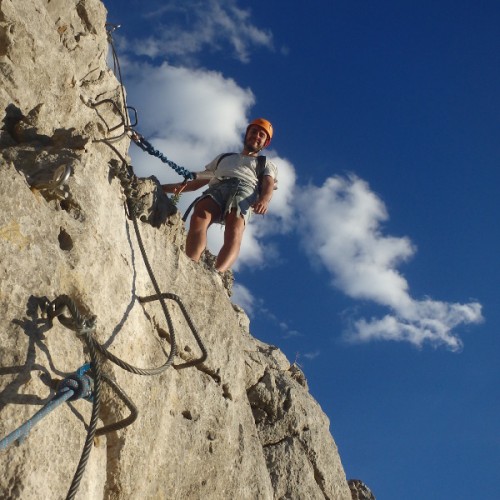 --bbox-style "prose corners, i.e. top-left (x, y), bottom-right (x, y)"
top-left (58, 365), bottom-right (94, 402)
top-left (47, 294), bottom-right (97, 336)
